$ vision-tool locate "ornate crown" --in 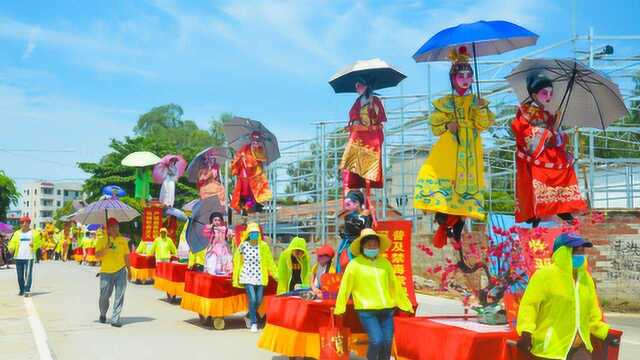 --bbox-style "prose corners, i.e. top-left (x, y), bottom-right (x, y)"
top-left (448, 46), bottom-right (471, 64)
